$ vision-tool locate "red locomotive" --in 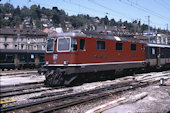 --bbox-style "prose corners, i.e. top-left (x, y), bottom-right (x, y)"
top-left (43, 31), bottom-right (170, 86)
